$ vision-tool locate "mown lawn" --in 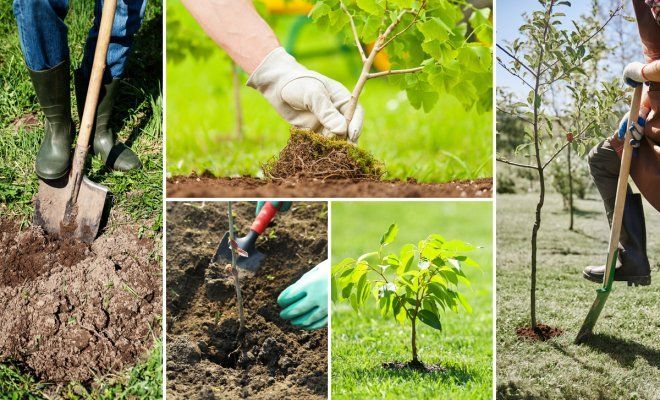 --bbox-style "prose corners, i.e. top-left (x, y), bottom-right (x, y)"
top-left (331, 202), bottom-right (493, 399)
top-left (496, 192), bottom-right (660, 400)
top-left (0, 1), bottom-right (163, 398)
top-left (165, 0), bottom-right (492, 183)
